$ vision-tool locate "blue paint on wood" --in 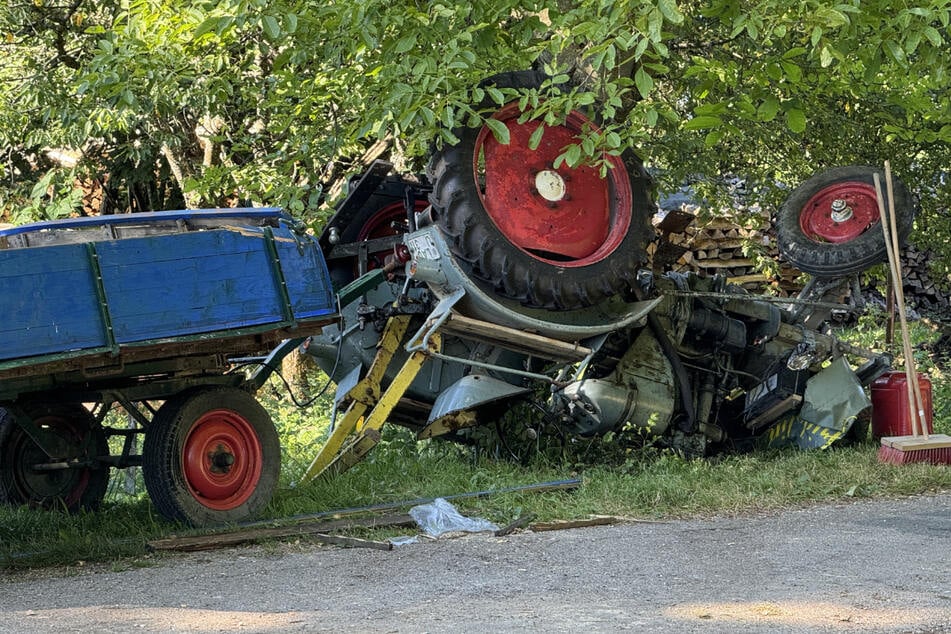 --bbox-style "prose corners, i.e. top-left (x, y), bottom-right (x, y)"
top-left (0, 210), bottom-right (335, 363)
